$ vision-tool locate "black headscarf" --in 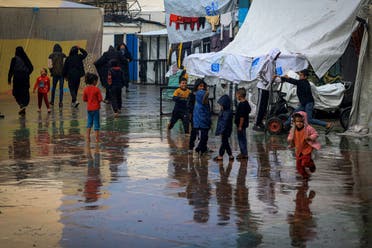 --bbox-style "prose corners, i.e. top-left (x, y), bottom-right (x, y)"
top-left (15, 46), bottom-right (33, 73)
